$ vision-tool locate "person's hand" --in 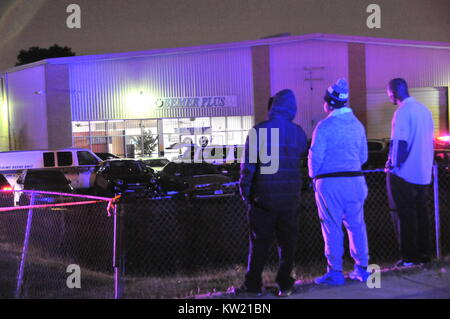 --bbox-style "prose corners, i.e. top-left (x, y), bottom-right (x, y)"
top-left (384, 160), bottom-right (393, 173)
